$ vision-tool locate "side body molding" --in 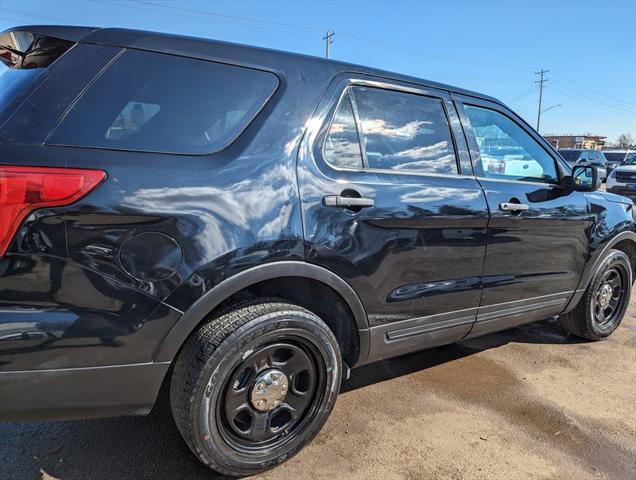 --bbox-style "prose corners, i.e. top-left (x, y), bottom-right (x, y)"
top-left (154, 261), bottom-right (371, 364)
